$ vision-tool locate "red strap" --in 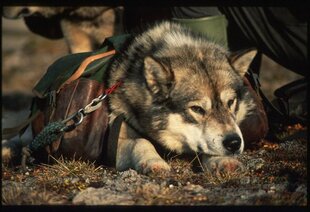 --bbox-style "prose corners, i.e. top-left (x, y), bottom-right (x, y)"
top-left (105, 80), bottom-right (123, 95)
